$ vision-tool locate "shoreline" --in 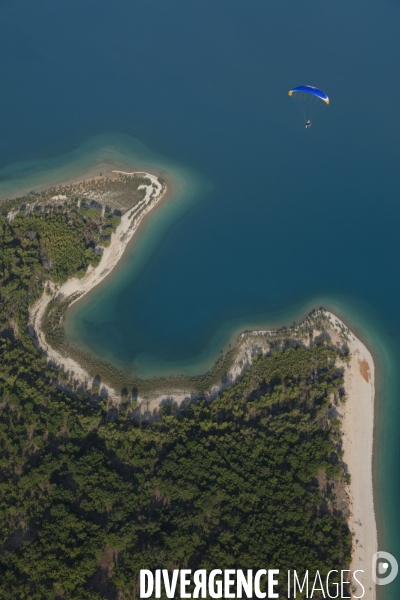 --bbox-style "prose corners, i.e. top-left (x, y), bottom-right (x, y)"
top-left (130, 311), bottom-right (377, 598)
top-left (62, 169), bottom-right (177, 306)
top-left (326, 311), bottom-right (377, 599)
top-left (312, 302), bottom-right (382, 595)
top-left (0, 161), bottom-right (123, 202)
top-left (29, 170), bottom-right (167, 399)
top-left (24, 172), bottom-right (377, 591)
